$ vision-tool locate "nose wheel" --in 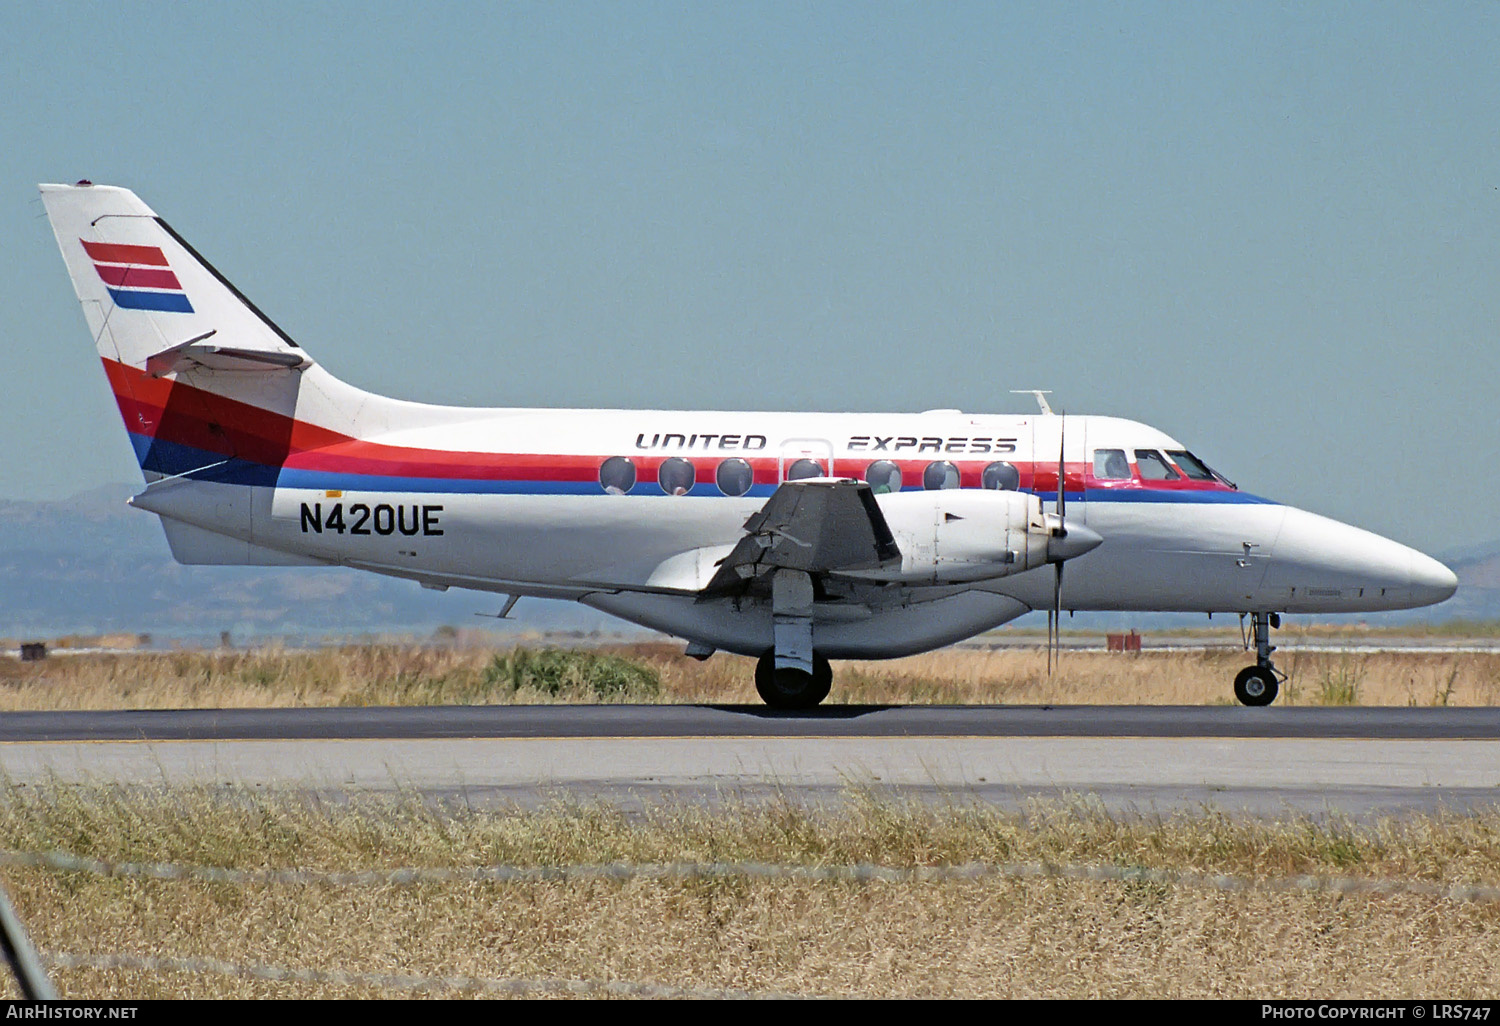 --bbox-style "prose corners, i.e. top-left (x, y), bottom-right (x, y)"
top-left (1233, 665), bottom-right (1278, 706)
top-left (1235, 611), bottom-right (1286, 706)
